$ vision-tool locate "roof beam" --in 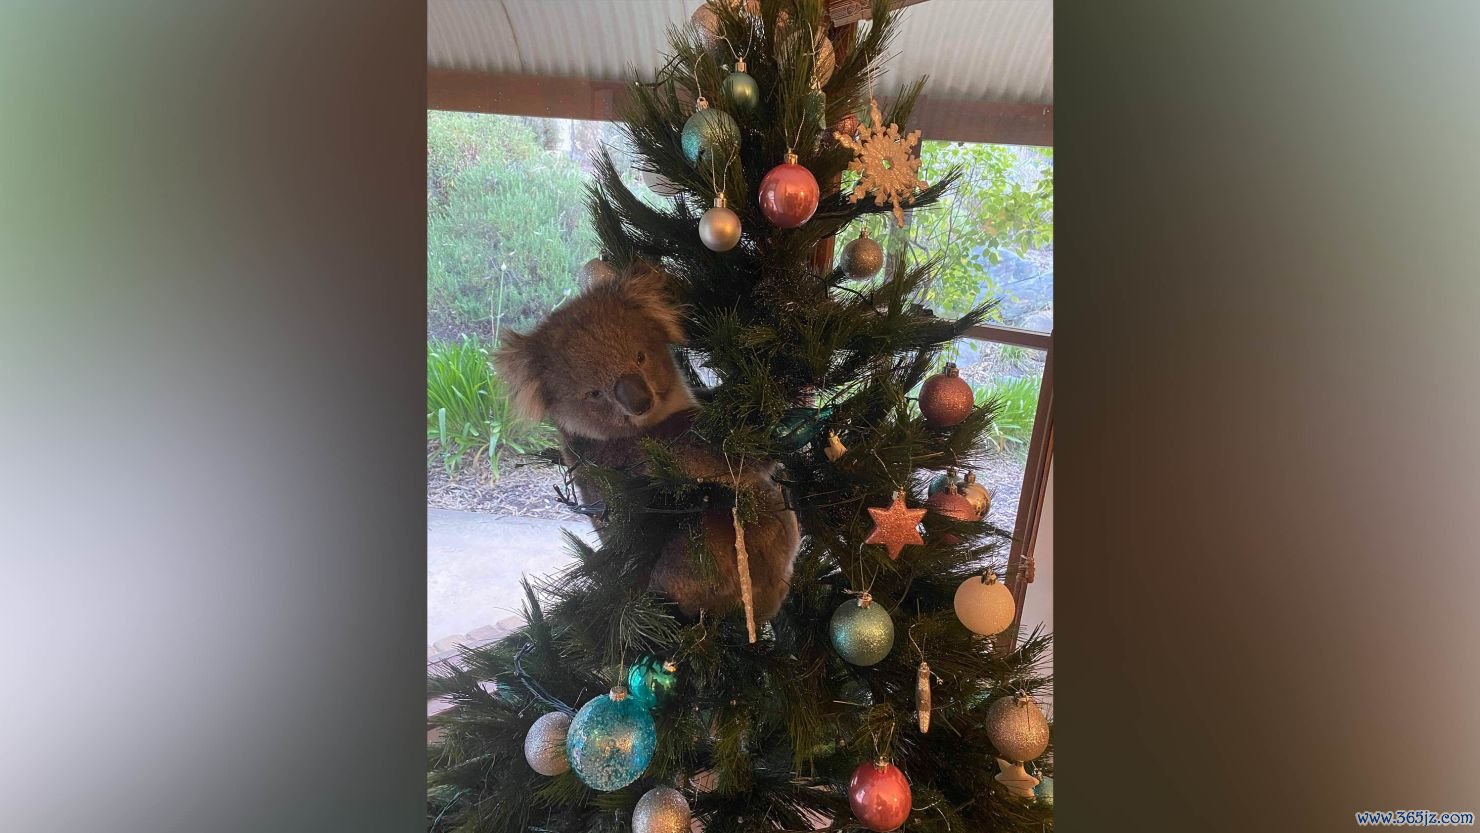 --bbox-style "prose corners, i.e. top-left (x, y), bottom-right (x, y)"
top-left (427, 68), bottom-right (1051, 146)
